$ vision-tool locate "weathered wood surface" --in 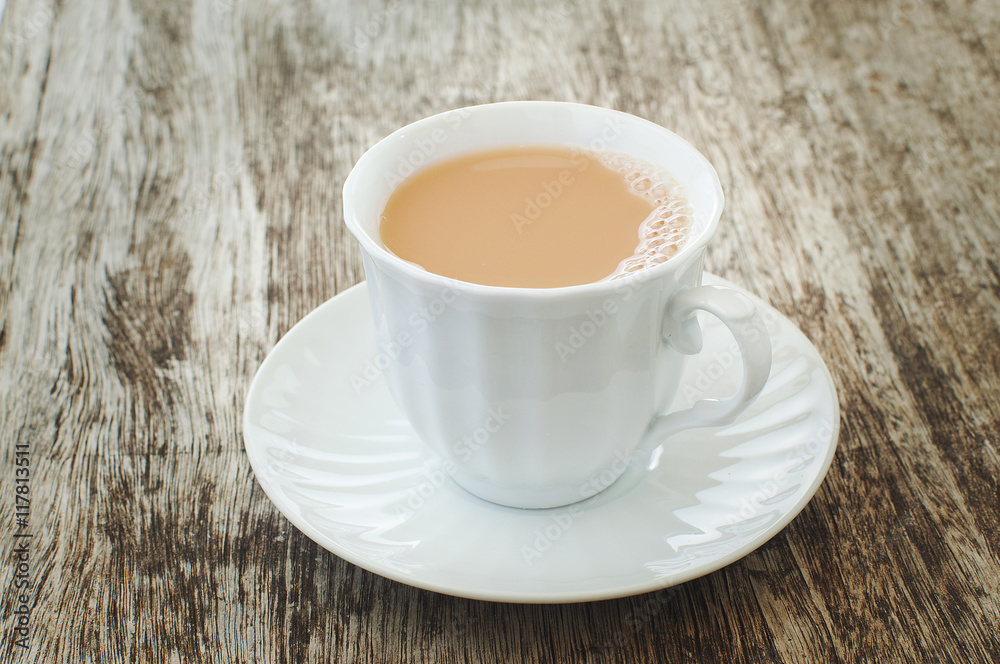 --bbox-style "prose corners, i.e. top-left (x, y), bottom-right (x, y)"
top-left (2, 0), bottom-right (999, 661)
